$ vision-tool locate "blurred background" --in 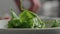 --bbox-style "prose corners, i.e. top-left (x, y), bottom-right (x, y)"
top-left (38, 0), bottom-right (60, 18)
top-left (0, 0), bottom-right (60, 19)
